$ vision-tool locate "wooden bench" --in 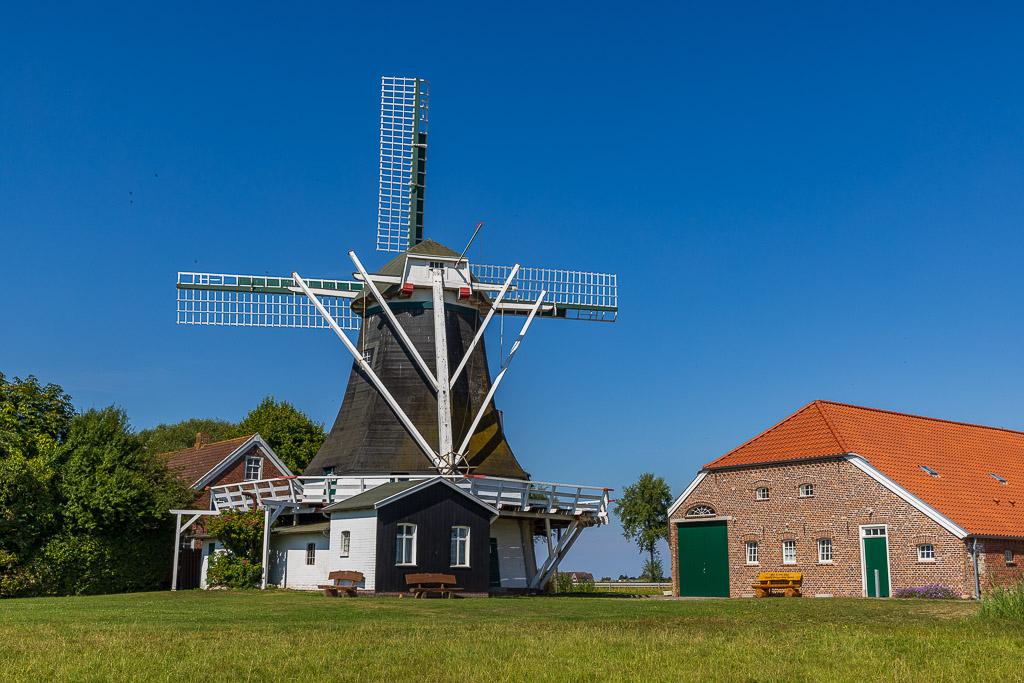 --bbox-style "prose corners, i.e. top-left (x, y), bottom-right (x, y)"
top-left (751, 572), bottom-right (803, 598)
top-left (405, 572), bottom-right (463, 599)
top-left (318, 570), bottom-right (364, 597)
